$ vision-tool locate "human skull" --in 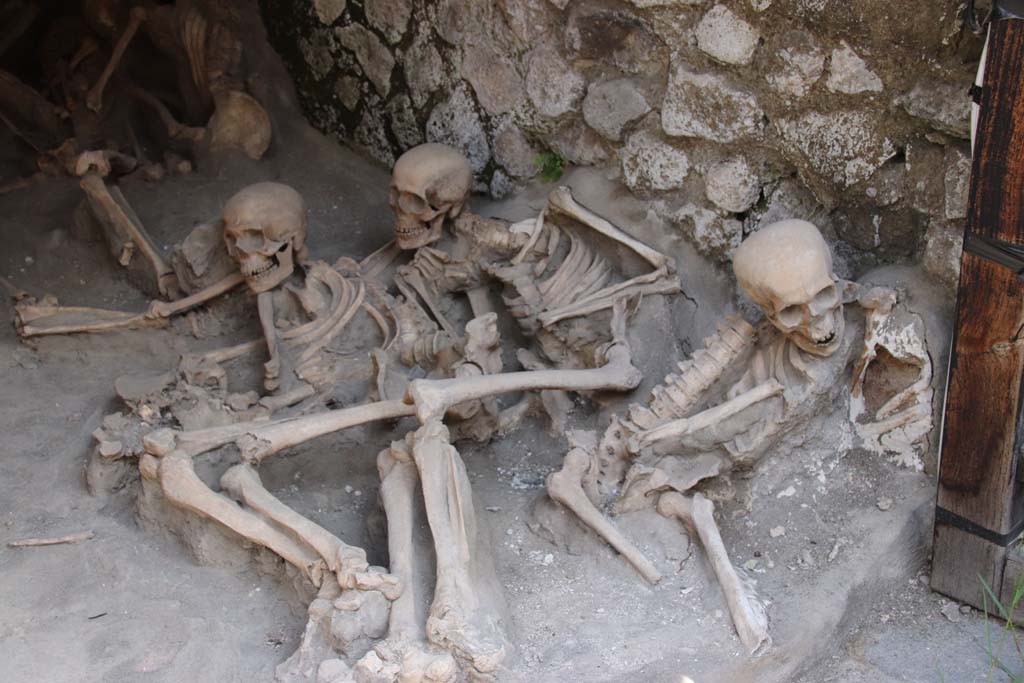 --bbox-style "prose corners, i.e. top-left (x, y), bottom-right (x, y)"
top-left (390, 143), bottom-right (472, 250)
top-left (222, 182), bottom-right (307, 293)
top-left (733, 219), bottom-right (844, 356)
